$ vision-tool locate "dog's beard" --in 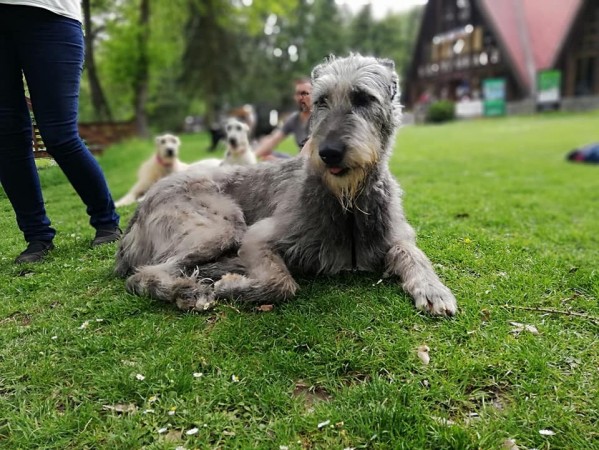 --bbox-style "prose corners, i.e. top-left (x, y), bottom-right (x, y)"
top-left (308, 142), bottom-right (378, 211)
top-left (323, 167), bottom-right (370, 210)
